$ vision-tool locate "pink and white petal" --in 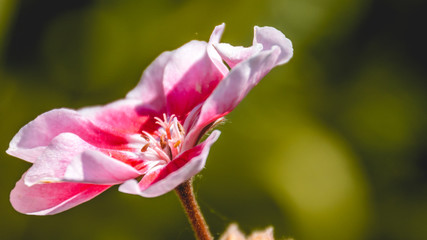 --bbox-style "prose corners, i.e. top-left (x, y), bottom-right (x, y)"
top-left (24, 133), bottom-right (94, 186)
top-left (213, 26), bottom-right (292, 69)
top-left (78, 98), bottom-right (159, 135)
top-left (126, 51), bottom-right (172, 112)
top-left (119, 130), bottom-right (220, 197)
top-left (163, 40), bottom-right (225, 119)
top-left (63, 149), bottom-right (141, 185)
top-left (207, 23), bottom-right (229, 77)
top-left (213, 43), bottom-right (263, 69)
top-left (7, 108), bottom-right (130, 163)
top-left (11, 174), bottom-right (110, 215)
top-left (254, 26), bottom-right (293, 65)
top-left (209, 23), bottom-right (225, 44)
top-left (183, 47), bottom-right (281, 150)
